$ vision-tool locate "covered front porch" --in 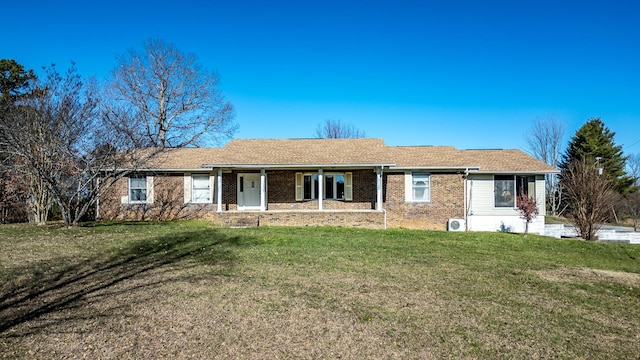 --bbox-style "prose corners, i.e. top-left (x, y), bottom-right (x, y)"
top-left (208, 167), bottom-right (388, 213)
